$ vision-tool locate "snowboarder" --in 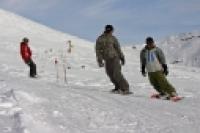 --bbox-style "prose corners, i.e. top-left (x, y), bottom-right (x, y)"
top-left (20, 37), bottom-right (37, 78)
top-left (95, 25), bottom-right (130, 95)
top-left (140, 37), bottom-right (180, 100)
